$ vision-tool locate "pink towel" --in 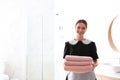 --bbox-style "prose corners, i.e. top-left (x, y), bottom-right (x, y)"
top-left (65, 55), bottom-right (93, 62)
top-left (64, 65), bottom-right (93, 73)
top-left (64, 60), bottom-right (92, 66)
top-left (64, 55), bottom-right (93, 73)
